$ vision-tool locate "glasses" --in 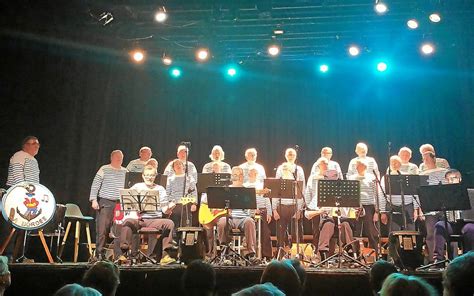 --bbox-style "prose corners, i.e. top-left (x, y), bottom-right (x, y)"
top-left (143, 174), bottom-right (157, 178)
